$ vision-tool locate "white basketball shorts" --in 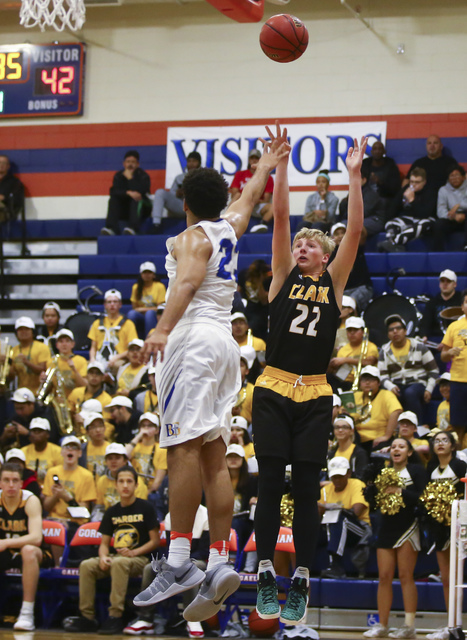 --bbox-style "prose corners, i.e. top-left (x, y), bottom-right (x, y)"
top-left (157, 318), bottom-right (241, 448)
